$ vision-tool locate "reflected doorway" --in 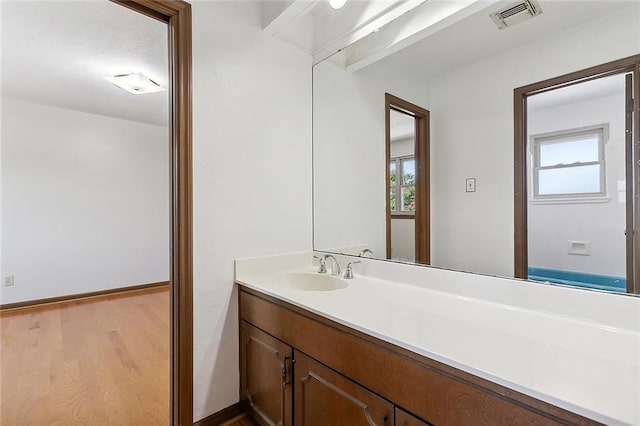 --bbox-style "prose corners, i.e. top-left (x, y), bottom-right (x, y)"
top-left (515, 56), bottom-right (640, 294)
top-left (385, 94), bottom-right (430, 264)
